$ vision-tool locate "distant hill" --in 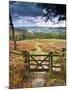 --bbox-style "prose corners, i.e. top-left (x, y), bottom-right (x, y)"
top-left (9, 27), bottom-right (66, 40)
top-left (15, 27), bottom-right (66, 33)
top-left (9, 27), bottom-right (33, 36)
